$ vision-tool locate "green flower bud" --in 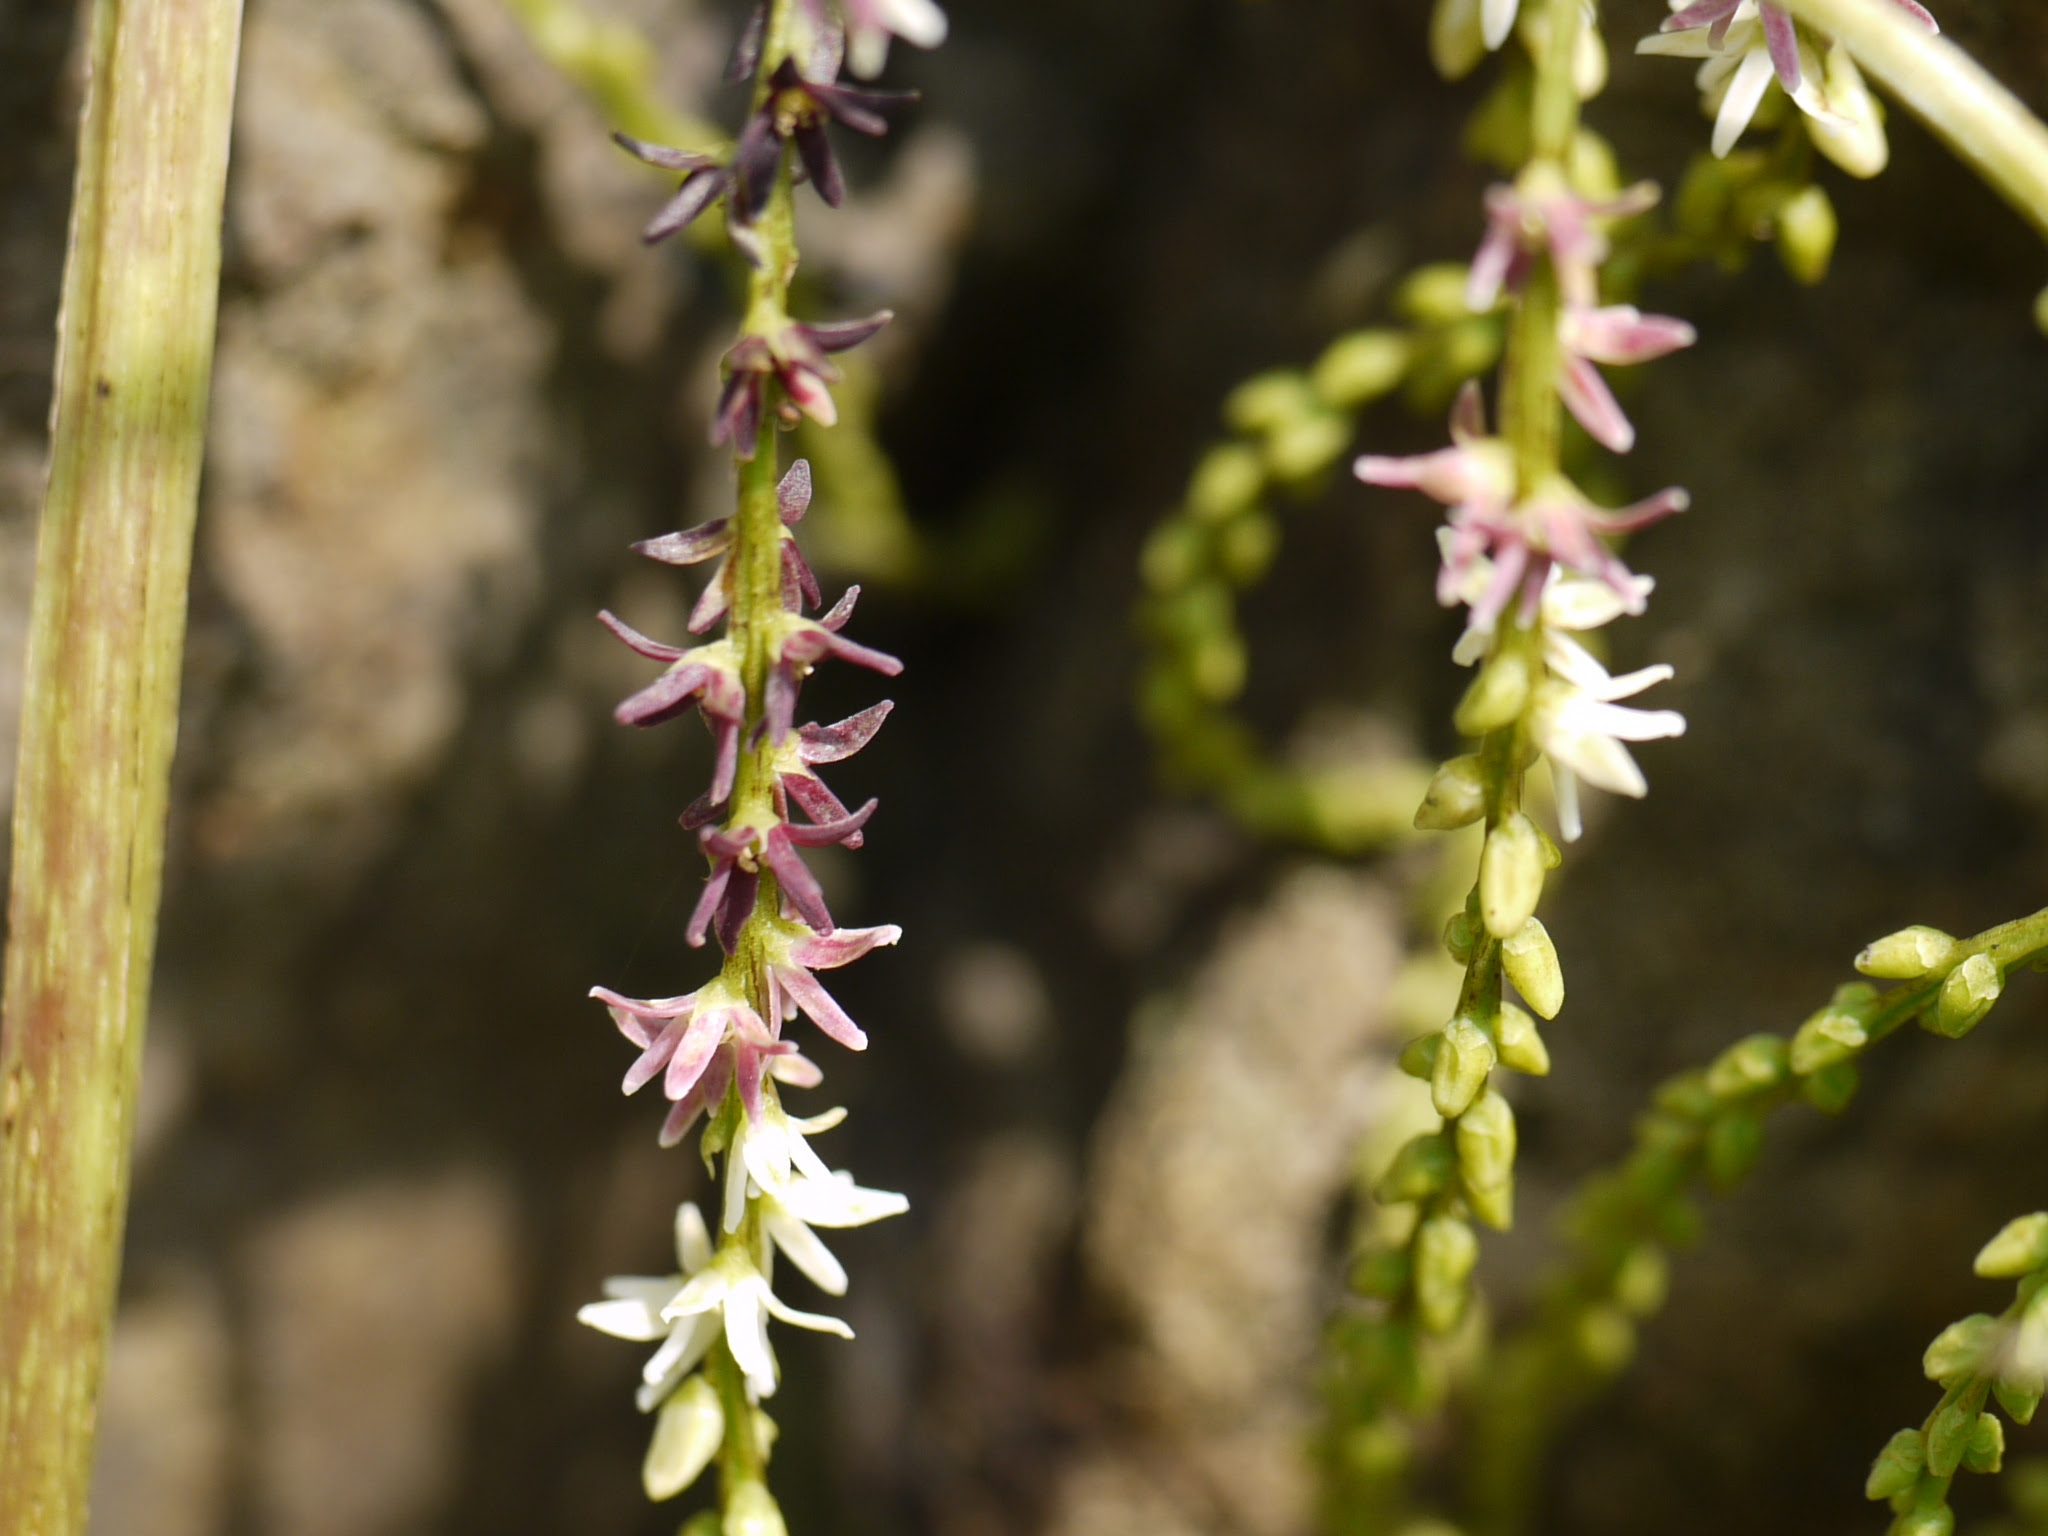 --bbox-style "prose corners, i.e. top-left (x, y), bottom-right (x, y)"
top-left (1215, 509), bottom-right (1279, 586)
top-left (1224, 370), bottom-right (1317, 434)
top-left (1312, 329), bottom-right (1412, 408)
top-left (1501, 917), bottom-right (1563, 1019)
top-left (1652, 1071), bottom-right (1716, 1123)
top-left (1444, 908), bottom-right (1480, 964)
top-left (1429, 0), bottom-right (1486, 80)
top-left (1926, 1386), bottom-right (1990, 1478)
top-left (1479, 813), bottom-right (1545, 939)
top-left (1189, 633), bottom-right (1247, 703)
top-left (1457, 1088), bottom-right (1517, 1192)
top-left (1187, 443), bottom-right (1266, 523)
top-left (1866, 1429), bottom-right (1926, 1500)
top-left (1375, 1131), bottom-right (1457, 1204)
top-left (1350, 1246), bottom-right (1411, 1300)
top-left (1705, 1033), bottom-right (1788, 1099)
top-left (1802, 1061), bottom-right (1860, 1116)
top-left (1961, 1412), bottom-right (2005, 1476)
top-left (725, 1480), bottom-right (790, 1536)
top-left (1265, 409), bottom-right (1353, 482)
top-left (1343, 1415), bottom-right (1413, 1476)
top-left (1415, 754), bottom-right (1490, 831)
top-left (1855, 925), bottom-right (1957, 979)
top-left (1399, 1030), bottom-right (1444, 1082)
top-left (1705, 1108), bottom-right (1765, 1189)
top-left (1432, 1016), bottom-right (1496, 1119)
top-left (1465, 1168), bottom-right (1514, 1231)
top-left (1922, 1314), bottom-right (1998, 1386)
top-left (1414, 1215), bottom-right (1478, 1334)
top-left (1974, 1213), bottom-right (2048, 1279)
top-left (1141, 519), bottom-right (1209, 592)
top-left (1613, 1244), bottom-right (1669, 1317)
top-left (1575, 1304), bottom-right (1634, 1373)
top-left (1775, 183), bottom-right (1837, 285)
top-left (1397, 263), bottom-right (1476, 326)
top-left (1495, 1001), bottom-right (1551, 1076)
top-left (1454, 648), bottom-right (1532, 736)
top-left (1930, 953), bottom-right (2002, 1038)
top-left (1993, 1377), bottom-right (2041, 1427)
top-left (1790, 1006), bottom-right (1869, 1074)
top-left (1893, 1506), bottom-right (1955, 1536)
top-left (644, 1375), bottom-right (724, 1501)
